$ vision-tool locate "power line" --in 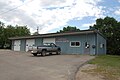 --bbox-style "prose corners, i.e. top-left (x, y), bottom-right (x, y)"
top-left (0, 0), bottom-right (33, 15)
